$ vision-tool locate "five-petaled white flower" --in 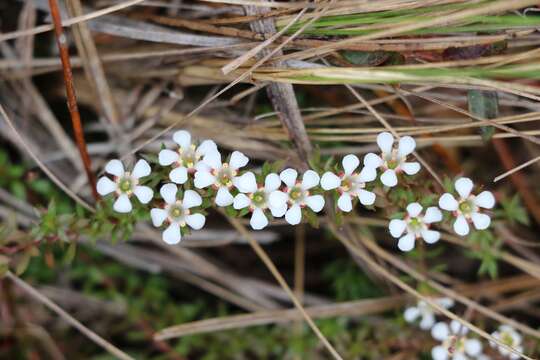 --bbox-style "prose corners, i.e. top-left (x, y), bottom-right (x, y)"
top-left (233, 172), bottom-right (286, 230)
top-left (490, 325), bottom-right (523, 360)
top-left (389, 202), bottom-right (442, 252)
top-left (150, 183), bottom-right (205, 244)
top-left (320, 154), bottom-right (377, 212)
top-left (194, 150), bottom-right (249, 207)
top-left (431, 320), bottom-right (483, 360)
top-left (364, 132), bottom-right (421, 187)
top-left (158, 130), bottom-right (217, 184)
top-left (404, 297), bottom-right (454, 330)
top-left (438, 177), bottom-right (495, 236)
top-left (97, 159), bottom-right (154, 213)
top-left (268, 169), bottom-right (325, 225)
